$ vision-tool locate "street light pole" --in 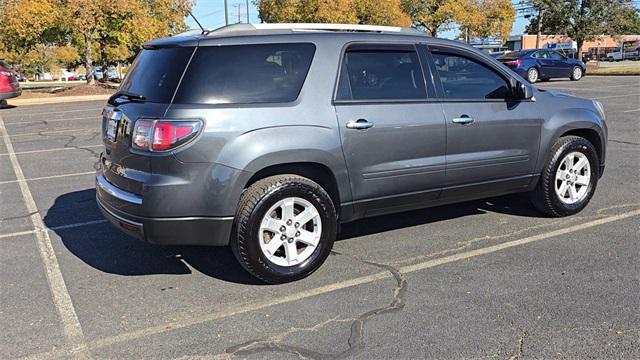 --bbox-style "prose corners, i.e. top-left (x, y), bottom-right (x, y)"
top-left (246, 0), bottom-right (250, 23)
top-left (224, 0), bottom-right (229, 26)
